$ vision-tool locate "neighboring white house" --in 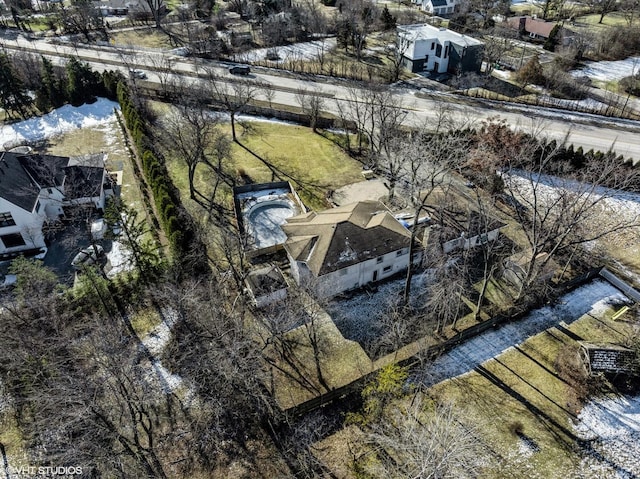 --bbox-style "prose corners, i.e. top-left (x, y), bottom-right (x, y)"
top-left (96, 0), bottom-right (166, 17)
top-left (413, 0), bottom-right (461, 16)
top-left (282, 201), bottom-right (420, 297)
top-left (0, 151), bottom-right (109, 258)
top-left (397, 24), bottom-right (484, 75)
